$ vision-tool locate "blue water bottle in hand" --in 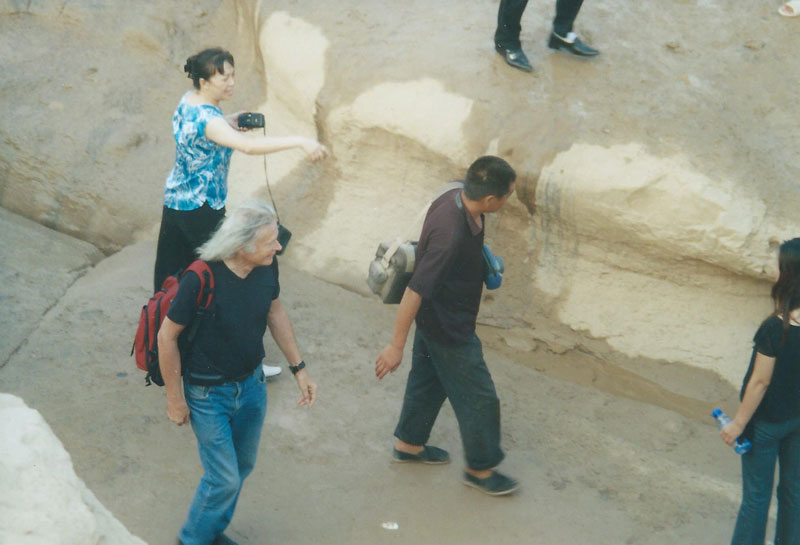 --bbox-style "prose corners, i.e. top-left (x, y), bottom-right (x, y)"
top-left (711, 408), bottom-right (752, 455)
